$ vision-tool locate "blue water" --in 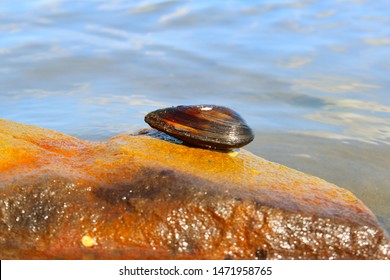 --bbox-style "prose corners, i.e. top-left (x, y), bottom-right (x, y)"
top-left (1, 0), bottom-right (389, 234)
